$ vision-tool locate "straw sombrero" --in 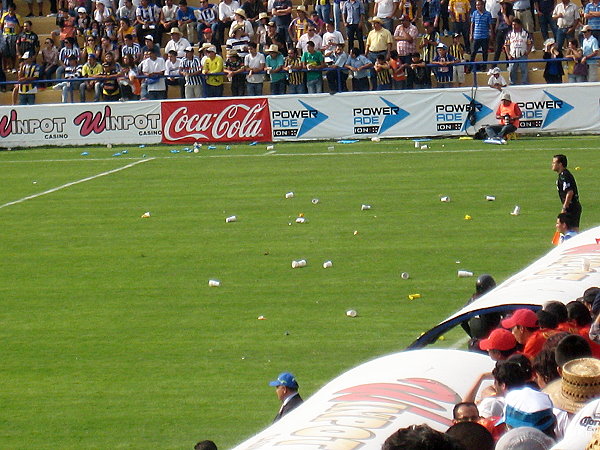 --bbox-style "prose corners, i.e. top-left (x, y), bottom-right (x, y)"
top-left (545, 358), bottom-right (600, 414)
